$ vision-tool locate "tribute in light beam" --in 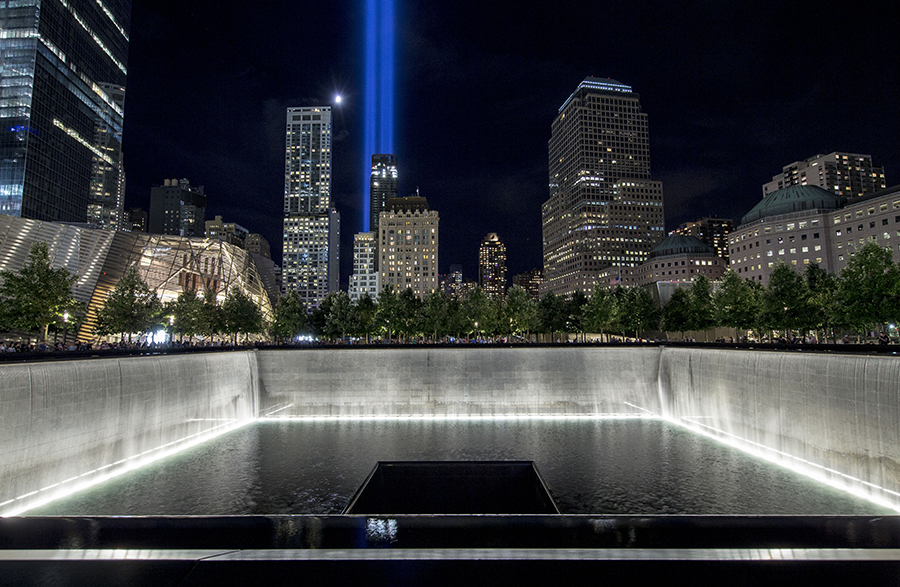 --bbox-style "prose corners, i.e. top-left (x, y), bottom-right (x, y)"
top-left (363, 0), bottom-right (395, 232)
